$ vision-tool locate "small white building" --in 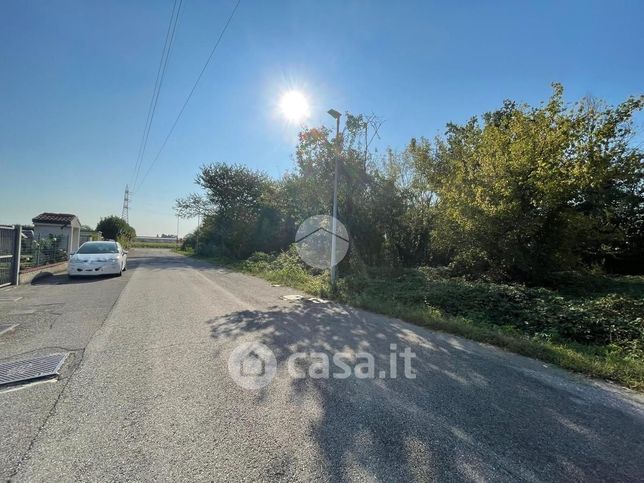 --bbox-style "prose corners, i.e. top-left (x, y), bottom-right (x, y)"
top-left (32, 212), bottom-right (82, 255)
